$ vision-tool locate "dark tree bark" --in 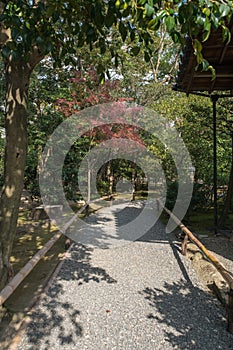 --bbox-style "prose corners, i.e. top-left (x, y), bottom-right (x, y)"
top-left (0, 60), bottom-right (32, 288)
